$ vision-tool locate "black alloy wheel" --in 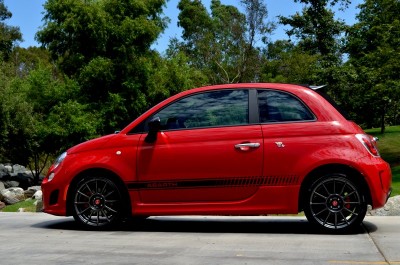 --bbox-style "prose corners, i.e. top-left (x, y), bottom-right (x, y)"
top-left (73, 176), bottom-right (122, 229)
top-left (304, 174), bottom-right (367, 233)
